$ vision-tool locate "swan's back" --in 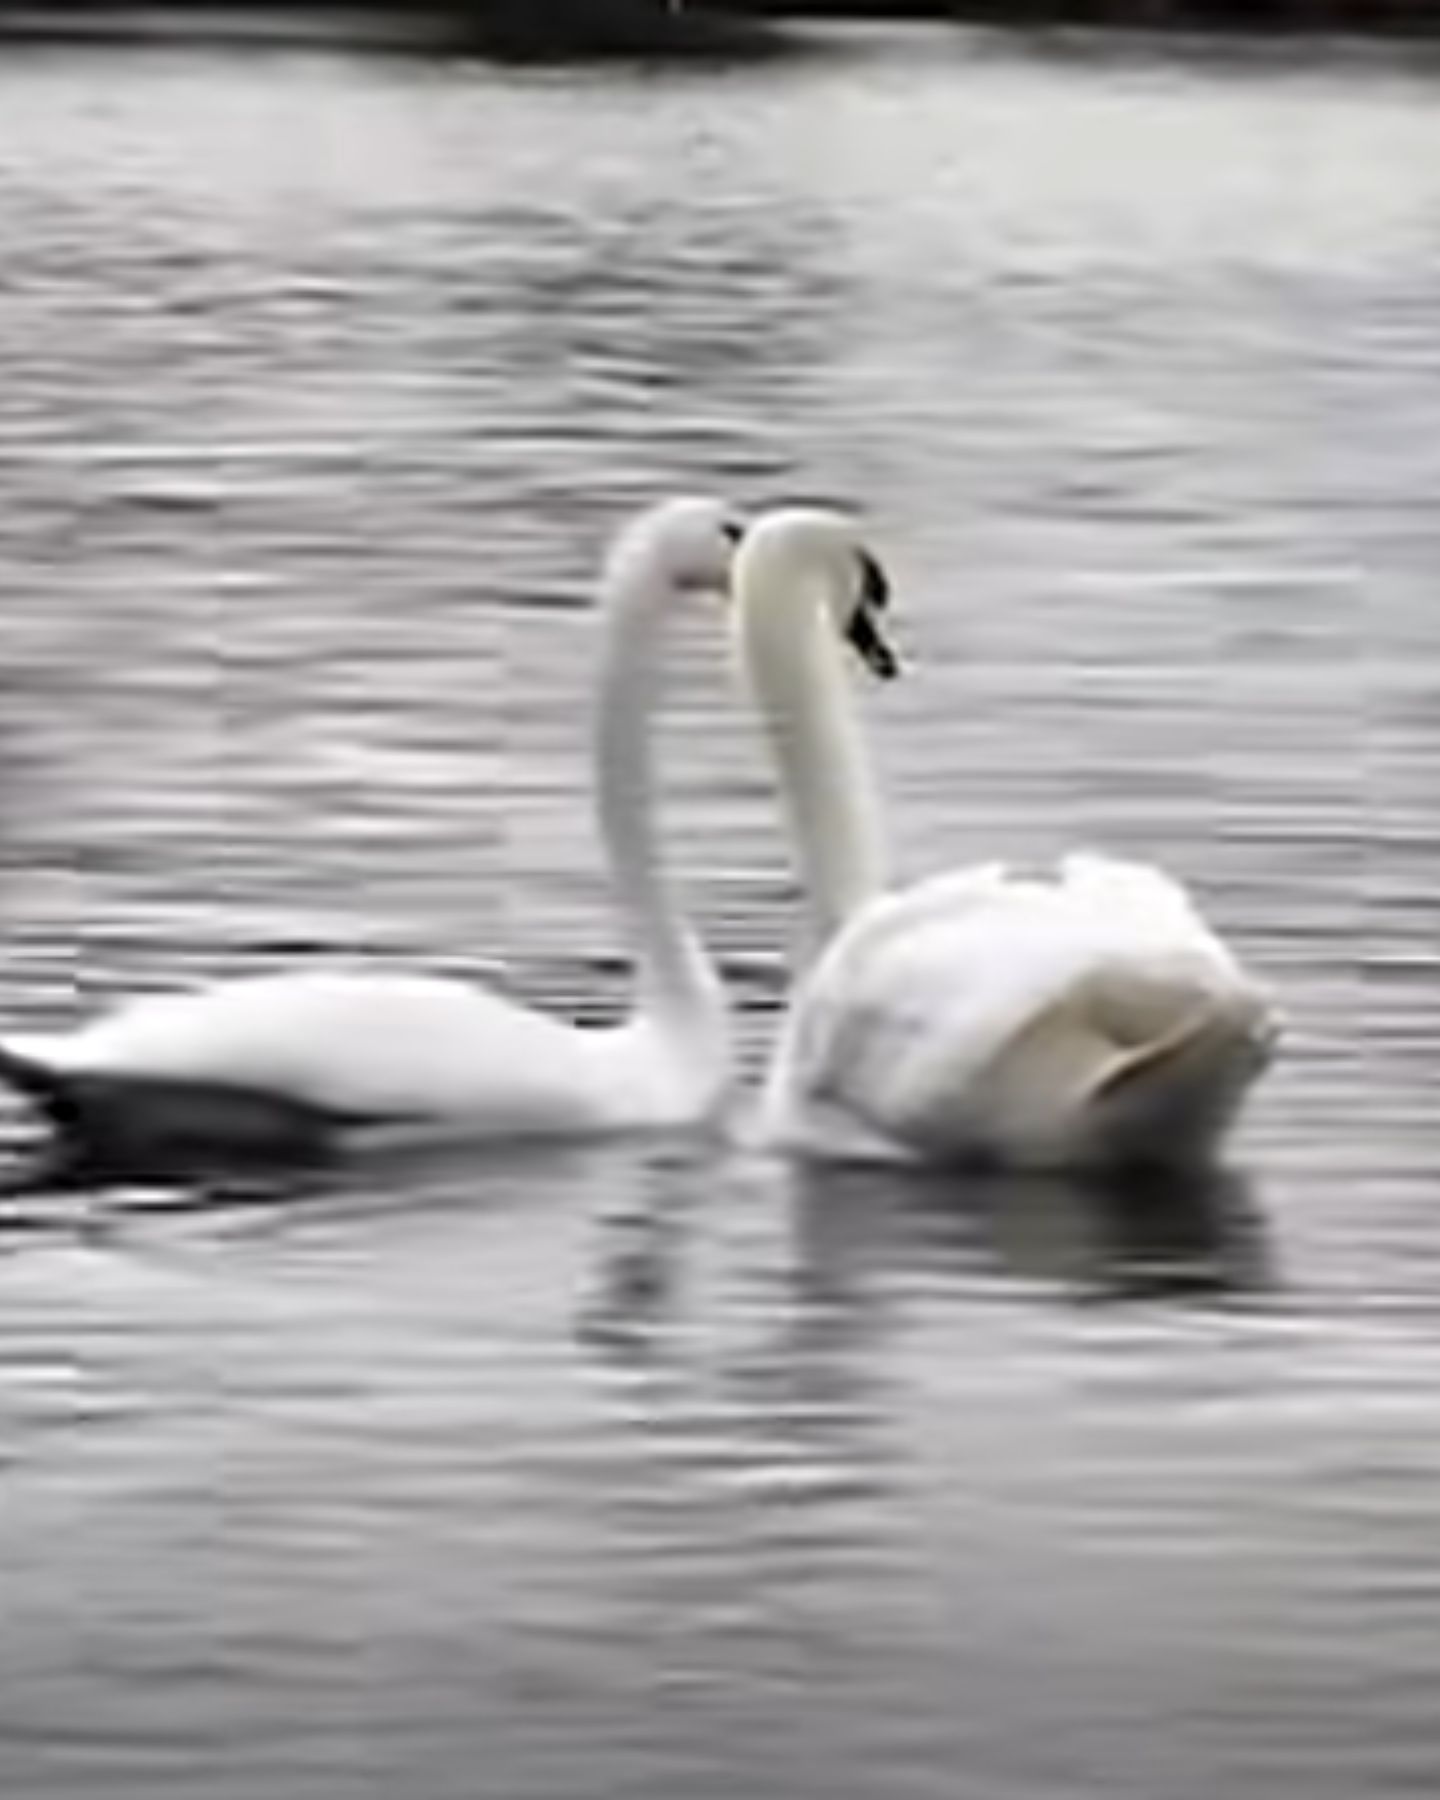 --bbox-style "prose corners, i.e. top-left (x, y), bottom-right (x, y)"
top-left (766, 854), bottom-right (1276, 1169)
top-left (16, 969), bottom-right (695, 1136)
